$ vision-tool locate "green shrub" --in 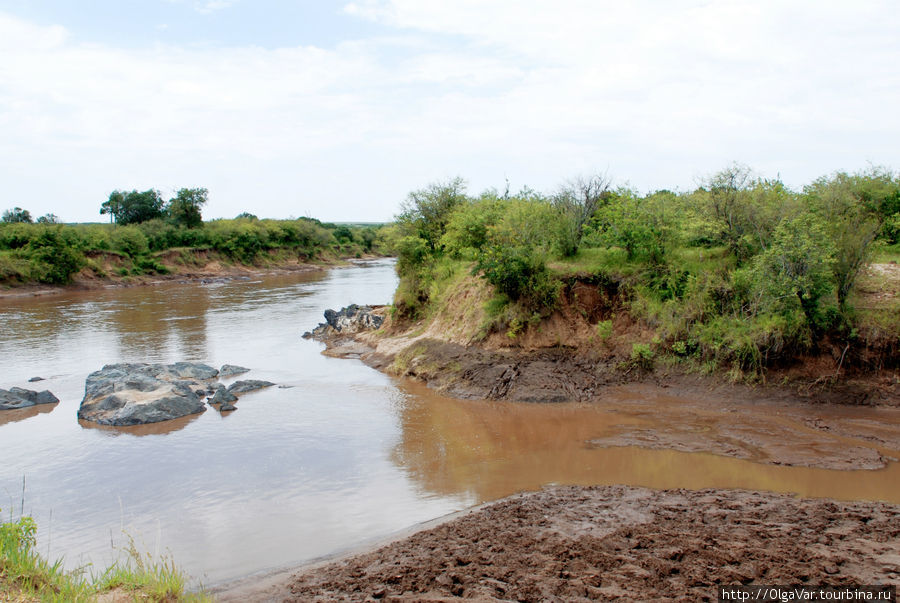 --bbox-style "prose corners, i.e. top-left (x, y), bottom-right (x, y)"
top-left (595, 319), bottom-right (613, 340)
top-left (27, 228), bottom-right (85, 284)
top-left (630, 343), bottom-right (655, 370)
top-left (474, 245), bottom-right (560, 311)
top-left (110, 225), bottom-right (149, 257)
